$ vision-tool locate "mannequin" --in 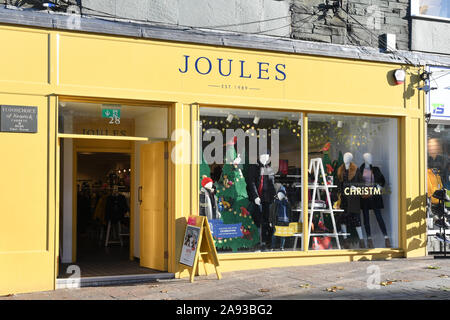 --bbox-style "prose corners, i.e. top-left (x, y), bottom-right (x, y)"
top-left (105, 185), bottom-right (128, 224)
top-left (105, 185), bottom-right (129, 247)
top-left (246, 151), bottom-right (276, 250)
top-left (337, 152), bottom-right (365, 249)
top-left (199, 177), bottom-right (221, 221)
top-left (269, 186), bottom-right (292, 251)
top-left (360, 153), bottom-right (390, 248)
